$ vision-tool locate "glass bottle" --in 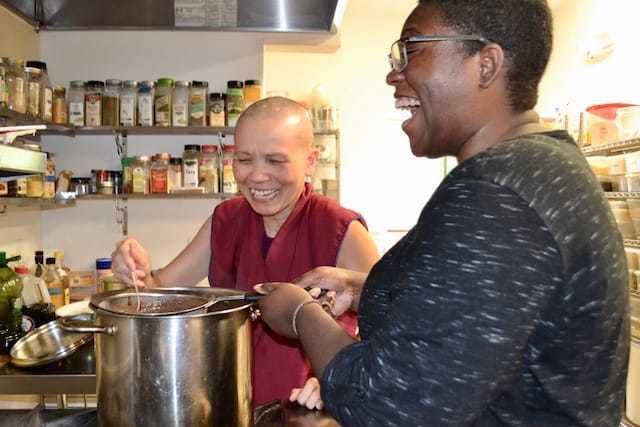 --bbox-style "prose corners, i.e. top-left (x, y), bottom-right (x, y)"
top-left (121, 157), bottom-right (135, 194)
top-left (8, 59), bottom-right (26, 114)
top-left (168, 158), bottom-right (182, 192)
top-left (150, 153), bottom-right (170, 194)
top-left (43, 257), bottom-right (64, 310)
top-left (182, 145), bottom-right (201, 188)
top-left (68, 80), bottom-right (85, 127)
top-left (53, 251), bottom-right (71, 306)
top-left (208, 92), bottom-right (226, 127)
top-left (173, 81), bottom-right (190, 127)
top-left (132, 156), bottom-right (150, 194)
top-left (52, 86), bottom-right (68, 124)
top-left (43, 153), bottom-right (56, 199)
top-left (26, 61), bottom-right (52, 121)
top-left (154, 78), bottom-right (174, 127)
top-left (103, 79), bottom-right (121, 126)
top-left (222, 145), bottom-right (237, 194)
top-left (138, 81), bottom-right (155, 127)
top-left (189, 81), bottom-right (208, 127)
top-left (199, 144), bottom-right (219, 193)
top-left (243, 79), bottom-right (262, 108)
top-left (226, 81), bottom-right (244, 127)
top-left (84, 80), bottom-right (104, 127)
top-left (24, 65), bottom-right (41, 117)
top-left (120, 80), bottom-right (137, 127)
